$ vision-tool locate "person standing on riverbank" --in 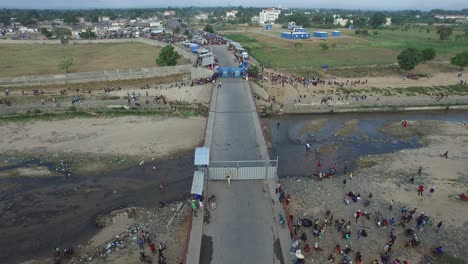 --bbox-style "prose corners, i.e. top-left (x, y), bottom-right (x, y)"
top-left (442, 151), bottom-right (448, 159)
top-left (436, 221), bottom-right (443, 233)
top-left (418, 185), bottom-right (424, 196)
top-left (428, 186), bottom-right (435, 197)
